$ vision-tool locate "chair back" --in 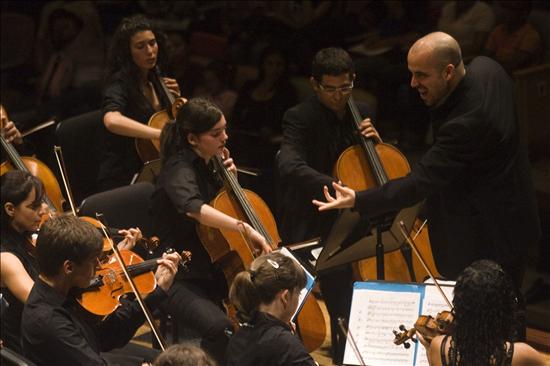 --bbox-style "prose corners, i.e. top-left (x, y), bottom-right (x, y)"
top-left (79, 182), bottom-right (155, 238)
top-left (55, 110), bottom-right (105, 205)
